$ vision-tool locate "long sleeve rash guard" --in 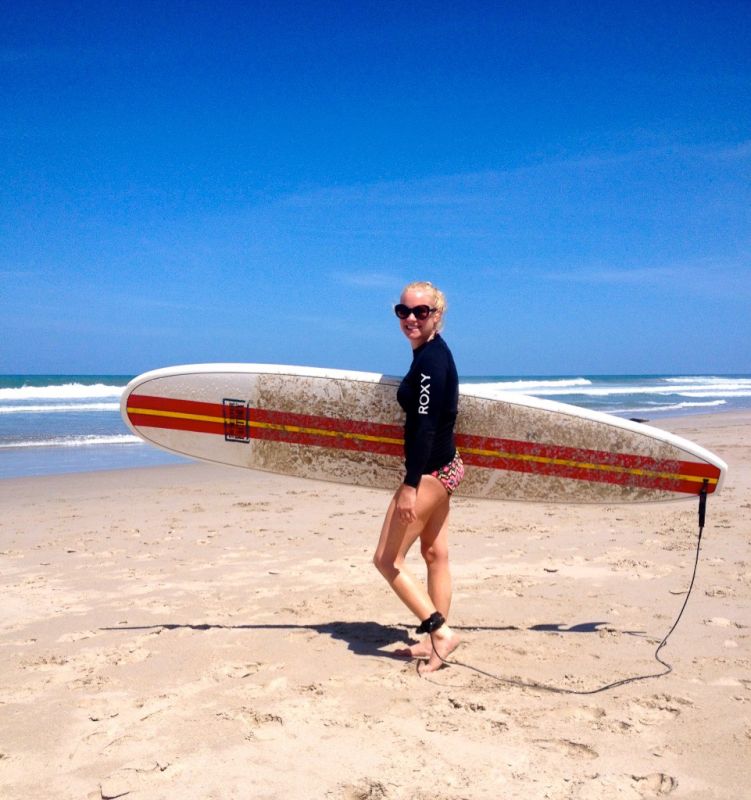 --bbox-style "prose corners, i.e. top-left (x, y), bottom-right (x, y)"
top-left (396, 334), bottom-right (459, 488)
